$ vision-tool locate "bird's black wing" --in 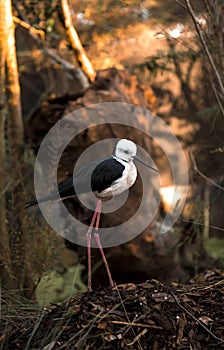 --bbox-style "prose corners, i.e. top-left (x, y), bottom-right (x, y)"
top-left (59, 157), bottom-right (114, 196)
top-left (25, 156), bottom-right (120, 207)
top-left (91, 158), bottom-right (125, 192)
